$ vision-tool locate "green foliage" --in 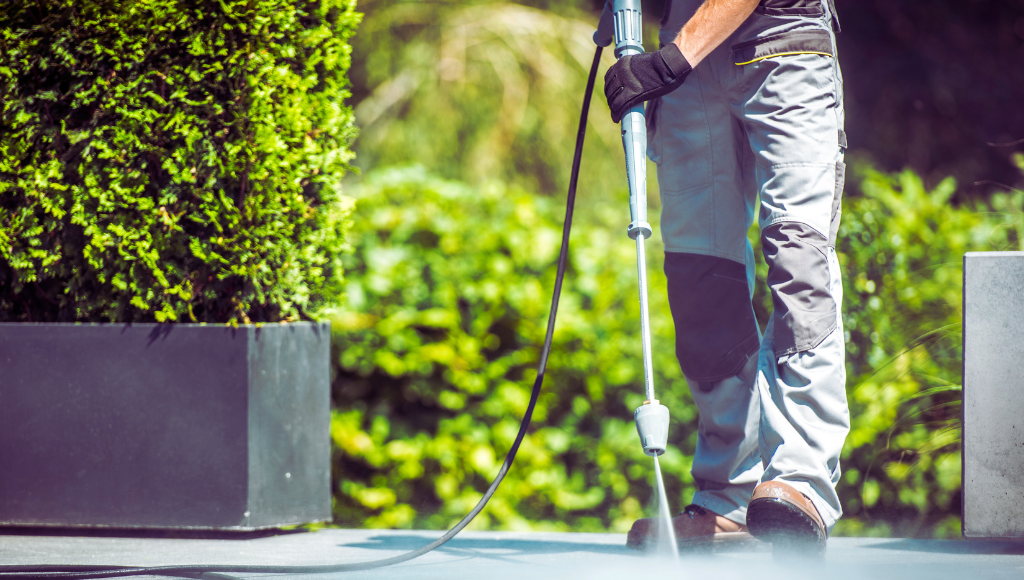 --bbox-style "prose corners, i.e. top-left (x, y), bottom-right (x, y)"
top-left (338, 0), bottom-right (1024, 538)
top-left (828, 162), bottom-right (1021, 537)
top-left (328, 166), bottom-right (696, 531)
top-left (329, 161), bottom-right (1021, 537)
top-left (349, 0), bottom-right (637, 199)
top-left (0, 0), bottom-right (360, 323)
top-left (326, 0), bottom-right (1024, 539)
